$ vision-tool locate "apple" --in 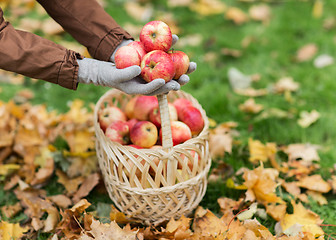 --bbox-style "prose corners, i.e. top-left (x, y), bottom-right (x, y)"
top-left (160, 120), bottom-right (191, 146)
top-left (128, 144), bottom-right (142, 149)
top-left (126, 118), bottom-right (139, 131)
top-left (133, 95), bottom-right (158, 121)
top-left (114, 45), bottom-right (141, 69)
top-left (149, 103), bottom-right (178, 128)
top-left (179, 106), bottom-right (204, 136)
top-left (105, 120), bottom-right (130, 145)
top-left (178, 150), bottom-right (200, 172)
top-left (99, 106), bottom-right (127, 132)
top-left (141, 50), bottom-right (175, 83)
top-left (124, 96), bottom-right (138, 119)
top-left (168, 50), bottom-right (190, 79)
top-left (130, 121), bottom-right (158, 148)
top-left (128, 41), bottom-right (147, 60)
top-left (173, 98), bottom-right (194, 120)
top-left (139, 20), bottom-right (172, 52)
